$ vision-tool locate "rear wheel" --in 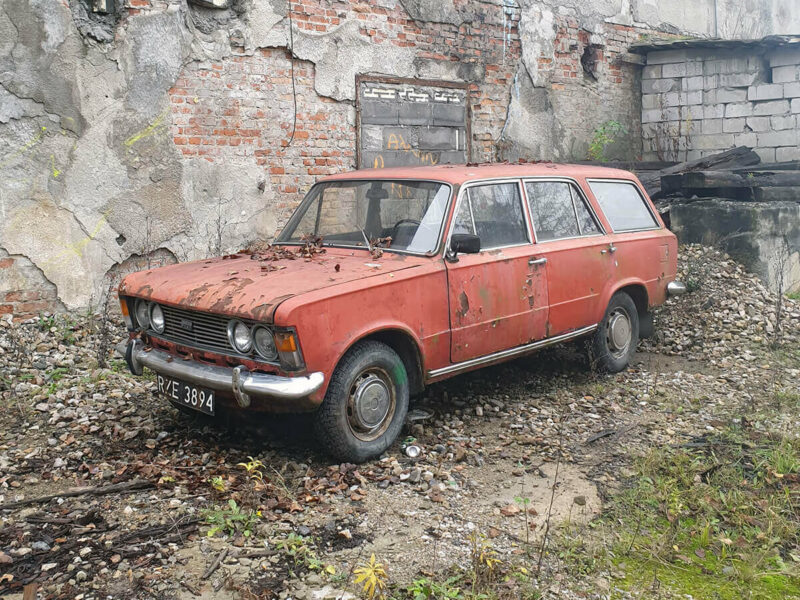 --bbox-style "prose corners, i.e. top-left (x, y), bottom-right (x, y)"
top-left (590, 292), bottom-right (639, 373)
top-left (314, 341), bottom-right (409, 463)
